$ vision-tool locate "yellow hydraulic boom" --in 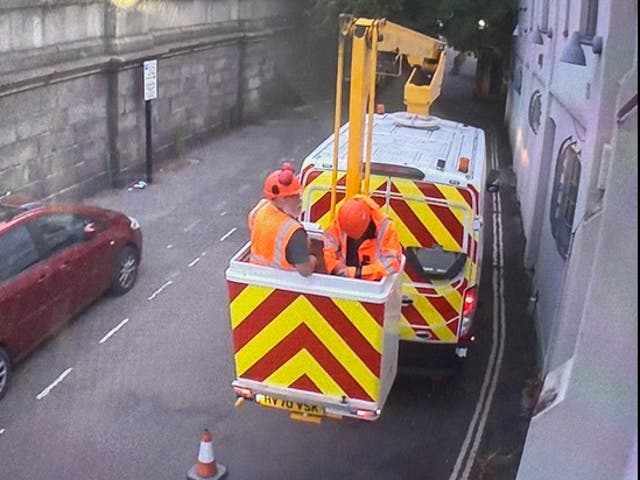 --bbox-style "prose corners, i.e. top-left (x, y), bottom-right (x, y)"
top-left (329, 14), bottom-right (447, 218)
